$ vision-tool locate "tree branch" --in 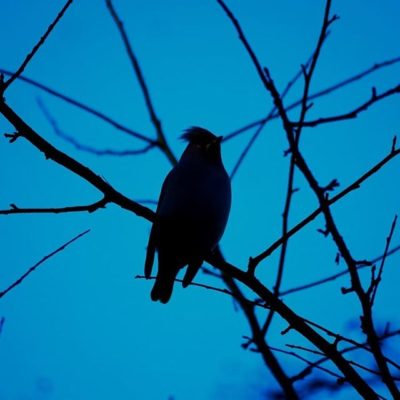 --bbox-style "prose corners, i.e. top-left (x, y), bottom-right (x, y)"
top-left (0, 101), bottom-right (154, 221)
top-left (105, 0), bottom-right (177, 165)
top-left (0, 229), bottom-right (90, 299)
top-left (0, 0), bottom-right (74, 94)
top-left (296, 85), bottom-right (400, 127)
top-left (37, 98), bottom-right (156, 156)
